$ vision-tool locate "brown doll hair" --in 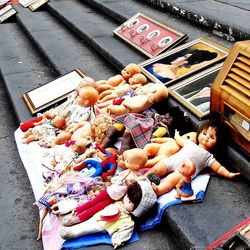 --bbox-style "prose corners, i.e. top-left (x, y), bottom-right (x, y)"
top-left (127, 182), bottom-right (142, 210)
